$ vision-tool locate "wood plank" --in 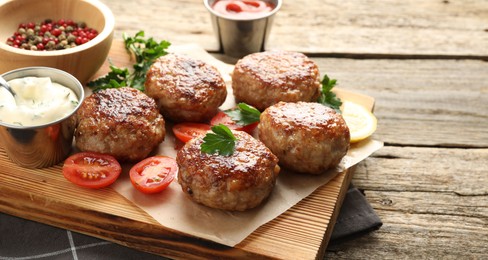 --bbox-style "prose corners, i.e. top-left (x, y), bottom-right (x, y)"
top-left (324, 146), bottom-right (488, 258)
top-left (326, 209), bottom-right (488, 259)
top-left (353, 146), bottom-right (488, 195)
top-left (0, 42), bottom-right (370, 259)
top-left (100, 0), bottom-right (488, 58)
top-left (365, 190), bottom-right (487, 219)
top-left (311, 58), bottom-right (488, 148)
